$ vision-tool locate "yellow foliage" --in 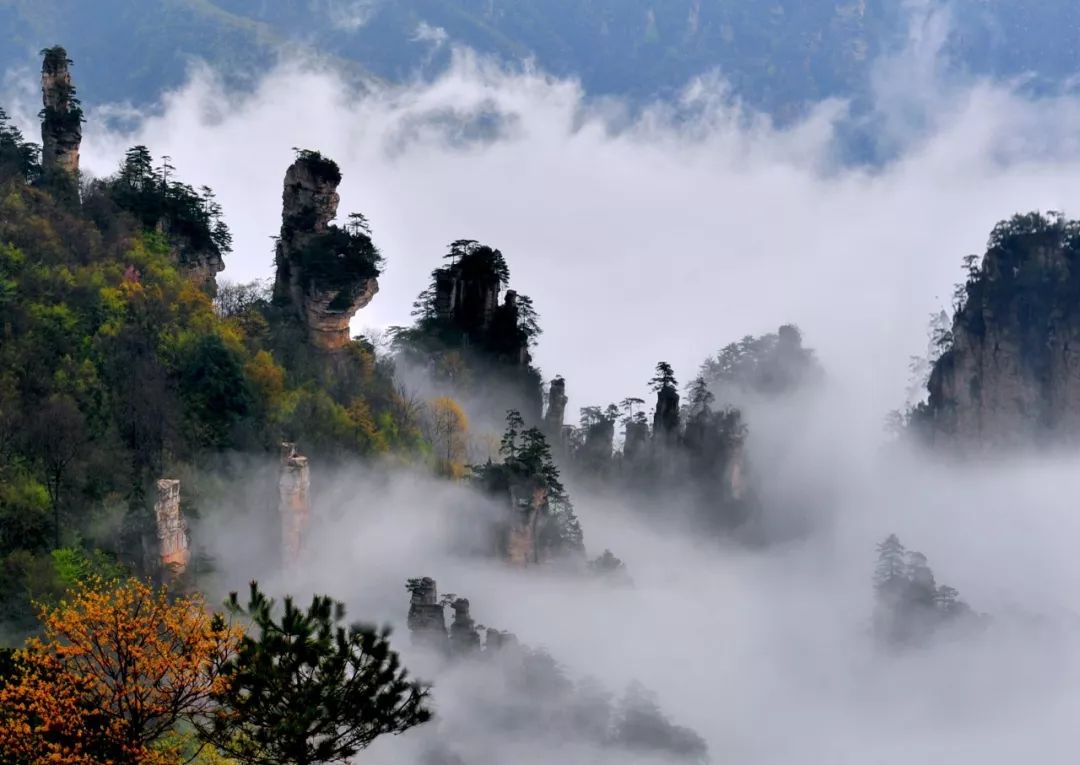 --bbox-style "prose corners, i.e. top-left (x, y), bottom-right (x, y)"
top-left (245, 350), bottom-right (286, 413)
top-left (429, 396), bottom-right (469, 476)
top-left (0, 577), bottom-right (241, 765)
top-left (347, 396), bottom-right (387, 454)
